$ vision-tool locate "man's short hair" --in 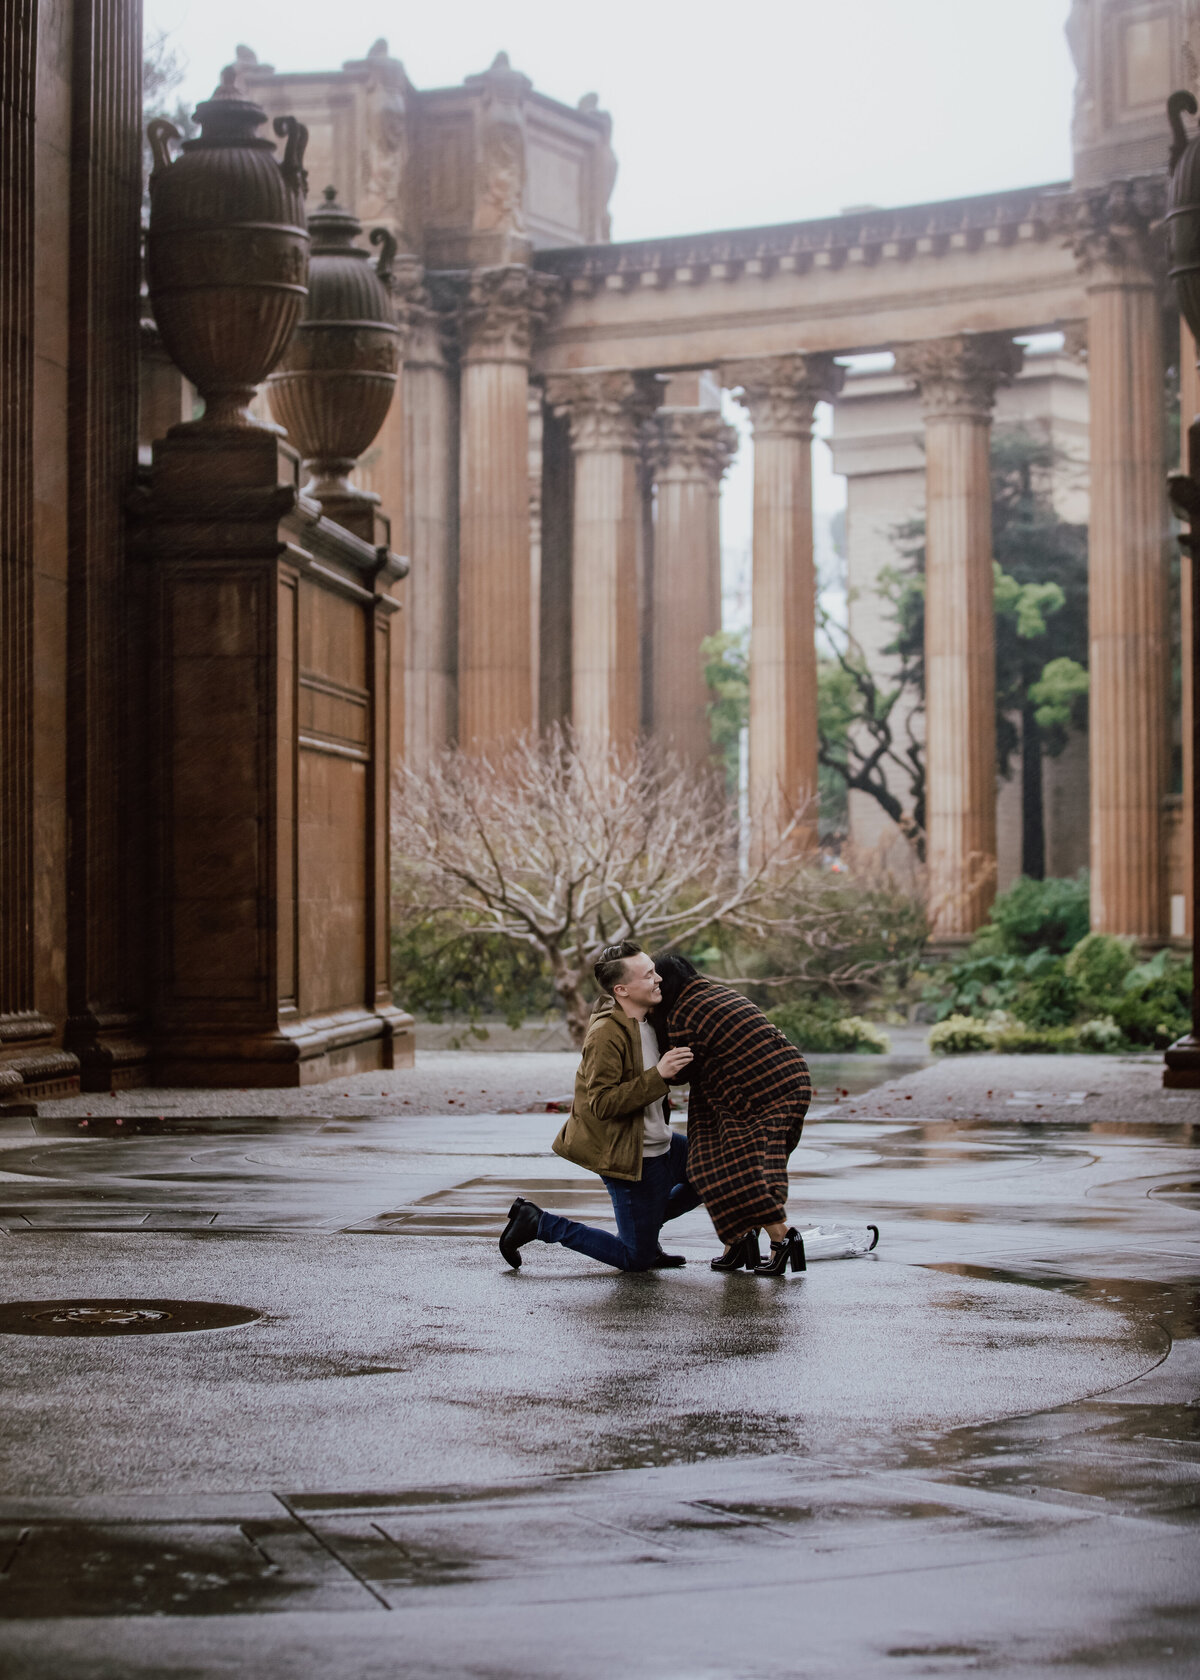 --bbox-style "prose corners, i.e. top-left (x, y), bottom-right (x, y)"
top-left (594, 940), bottom-right (643, 995)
